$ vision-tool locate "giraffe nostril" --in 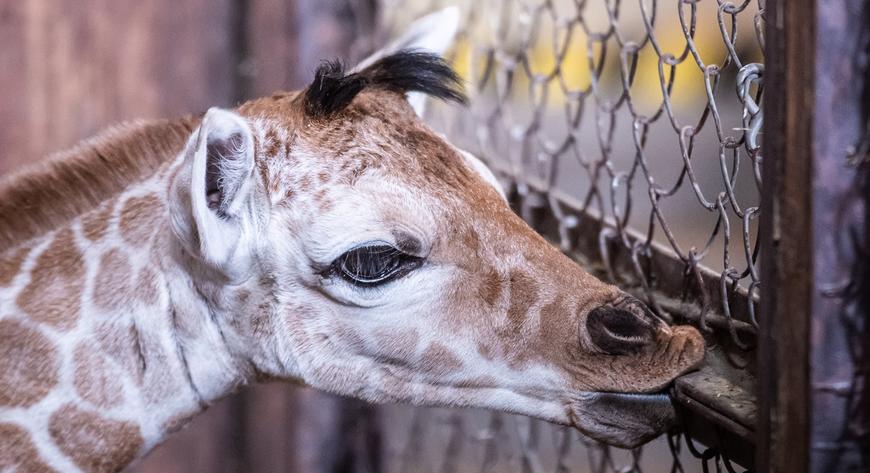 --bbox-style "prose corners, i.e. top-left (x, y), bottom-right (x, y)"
top-left (585, 305), bottom-right (656, 355)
